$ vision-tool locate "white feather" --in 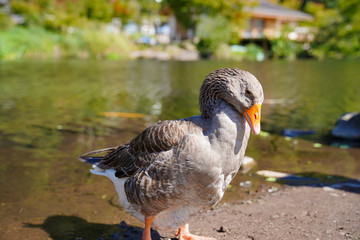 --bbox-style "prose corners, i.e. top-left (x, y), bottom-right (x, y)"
top-left (90, 166), bottom-right (144, 222)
